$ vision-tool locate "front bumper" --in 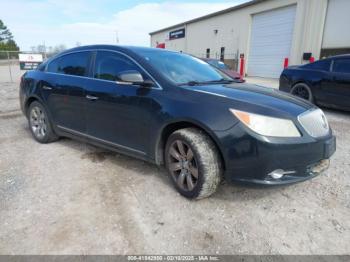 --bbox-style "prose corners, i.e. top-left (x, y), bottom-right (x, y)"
top-left (216, 124), bottom-right (336, 185)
